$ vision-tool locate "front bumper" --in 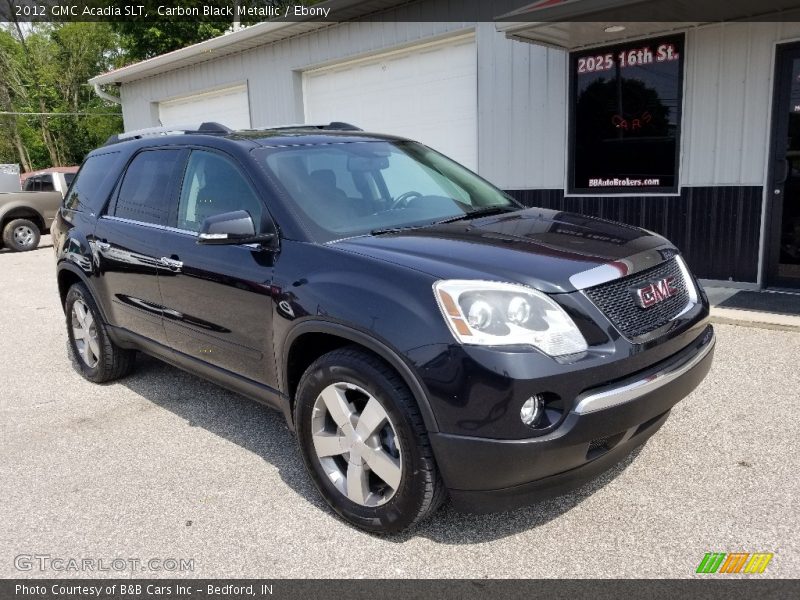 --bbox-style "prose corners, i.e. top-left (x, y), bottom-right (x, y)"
top-left (429, 325), bottom-right (715, 513)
